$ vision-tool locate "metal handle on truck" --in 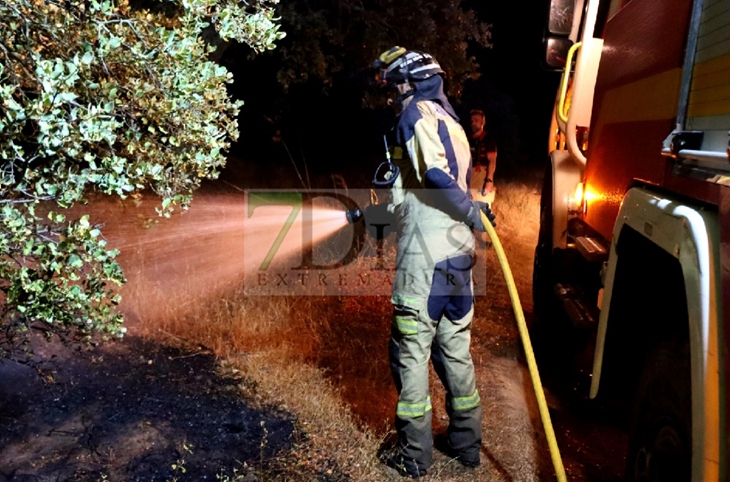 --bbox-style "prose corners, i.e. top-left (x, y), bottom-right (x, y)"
top-left (557, 41), bottom-right (581, 124)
